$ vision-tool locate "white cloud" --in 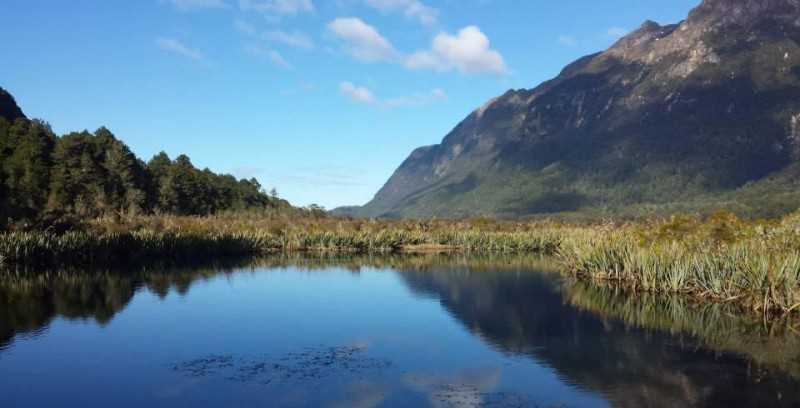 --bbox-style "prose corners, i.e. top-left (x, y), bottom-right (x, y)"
top-left (328, 18), bottom-right (398, 62)
top-left (235, 20), bottom-right (314, 49)
top-left (234, 19), bottom-right (257, 35)
top-left (340, 81), bottom-right (376, 104)
top-left (245, 44), bottom-right (292, 68)
top-left (607, 26), bottom-right (628, 39)
top-left (264, 30), bottom-right (315, 49)
top-left (364, 0), bottom-right (438, 26)
top-left (166, 0), bottom-right (229, 10)
top-left (557, 35), bottom-right (577, 46)
top-left (406, 26), bottom-right (507, 75)
top-left (239, 0), bottom-right (314, 15)
top-left (384, 88), bottom-right (447, 108)
top-left (340, 81), bottom-right (447, 108)
top-left (156, 38), bottom-right (204, 61)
